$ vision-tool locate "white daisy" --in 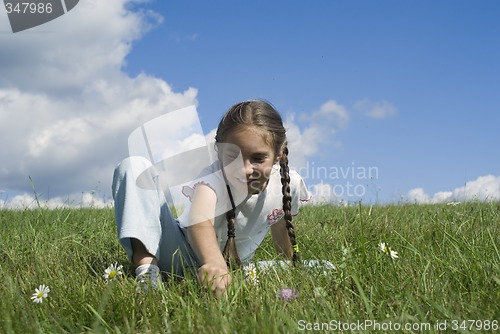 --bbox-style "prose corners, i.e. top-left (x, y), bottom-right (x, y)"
top-left (379, 242), bottom-right (399, 260)
top-left (243, 262), bottom-right (259, 286)
top-left (31, 284), bottom-right (50, 303)
top-left (379, 242), bottom-right (389, 254)
top-left (390, 249), bottom-right (399, 259)
top-left (103, 263), bottom-right (123, 283)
